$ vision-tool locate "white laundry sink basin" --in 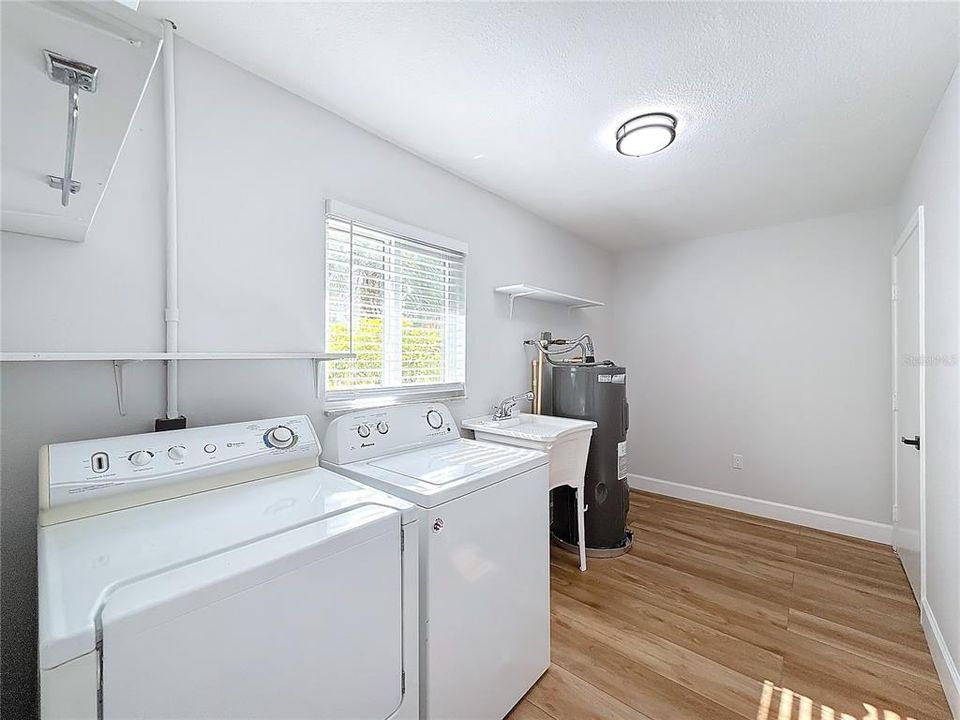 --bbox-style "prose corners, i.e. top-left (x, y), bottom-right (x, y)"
top-left (461, 413), bottom-right (596, 491)
top-left (462, 412), bottom-right (596, 572)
